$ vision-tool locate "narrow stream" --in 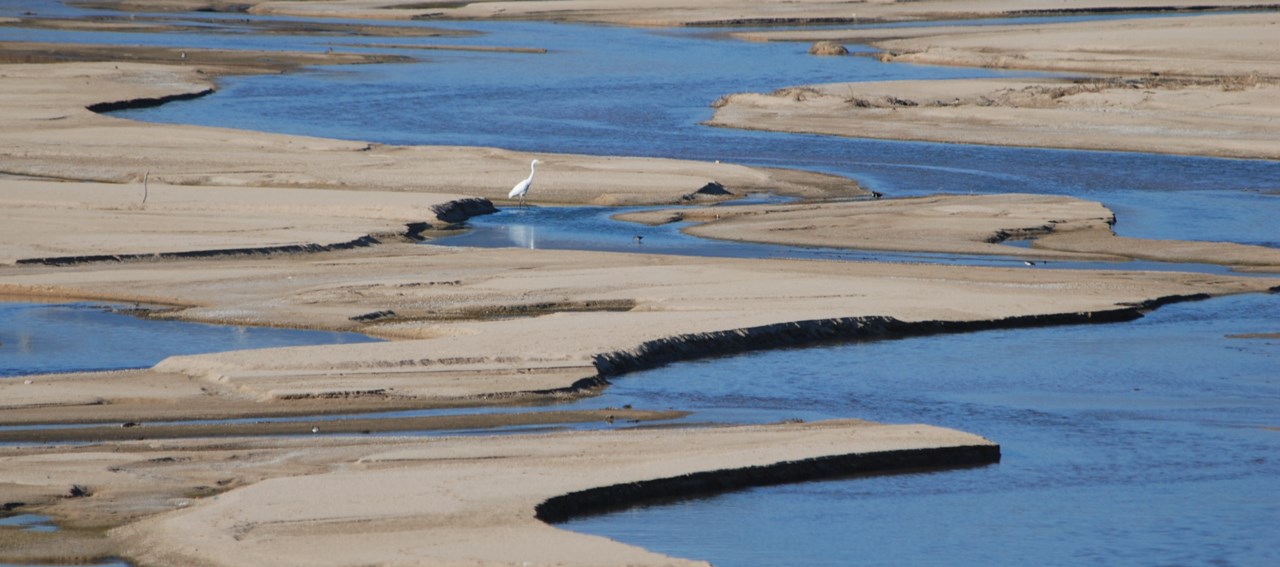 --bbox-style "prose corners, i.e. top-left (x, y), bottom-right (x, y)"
top-left (560, 293), bottom-right (1280, 566)
top-left (2, 5), bottom-right (1278, 565)
top-left (0, 302), bottom-right (377, 378)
